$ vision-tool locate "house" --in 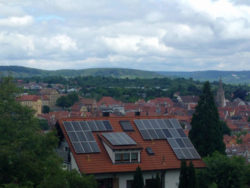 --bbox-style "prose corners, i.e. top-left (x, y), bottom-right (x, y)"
top-left (40, 88), bottom-right (60, 108)
top-left (56, 116), bottom-right (205, 188)
top-left (16, 95), bottom-right (42, 116)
